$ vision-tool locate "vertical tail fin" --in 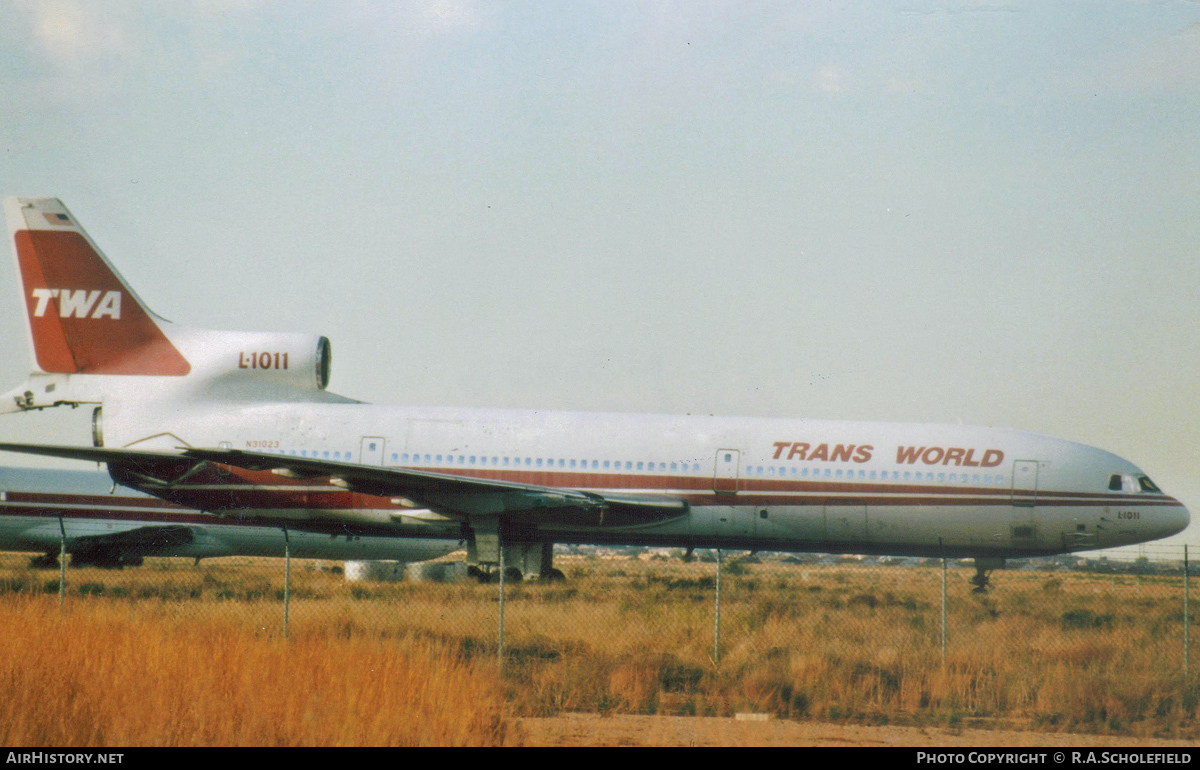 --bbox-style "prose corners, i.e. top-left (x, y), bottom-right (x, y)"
top-left (4, 197), bottom-right (190, 377)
